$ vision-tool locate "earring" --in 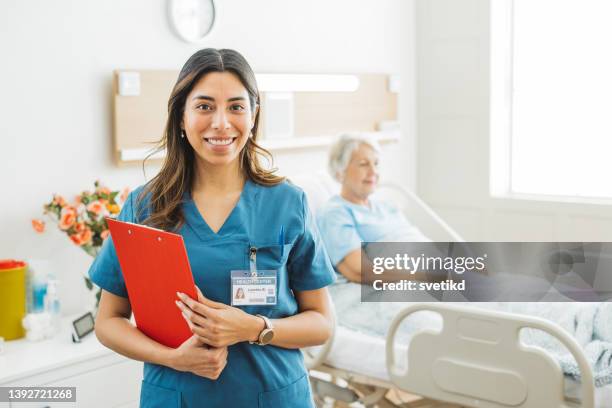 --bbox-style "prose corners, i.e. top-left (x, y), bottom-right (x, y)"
top-left (181, 130), bottom-right (186, 138)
